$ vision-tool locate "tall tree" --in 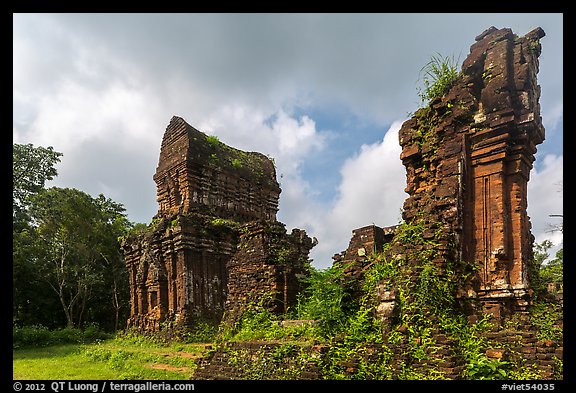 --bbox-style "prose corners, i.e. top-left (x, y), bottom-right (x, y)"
top-left (13, 143), bottom-right (63, 327)
top-left (26, 187), bottom-right (131, 329)
top-left (13, 143), bottom-right (62, 225)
